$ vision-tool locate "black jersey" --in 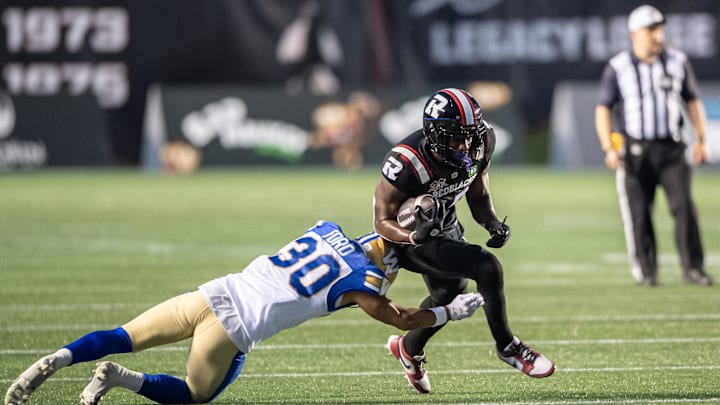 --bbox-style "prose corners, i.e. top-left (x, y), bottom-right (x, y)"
top-left (380, 127), bottom-right (496, 221)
